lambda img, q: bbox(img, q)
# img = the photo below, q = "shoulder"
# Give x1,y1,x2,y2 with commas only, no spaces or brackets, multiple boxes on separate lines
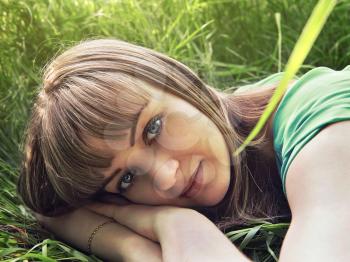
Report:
272,66,350,195
285,120,350,216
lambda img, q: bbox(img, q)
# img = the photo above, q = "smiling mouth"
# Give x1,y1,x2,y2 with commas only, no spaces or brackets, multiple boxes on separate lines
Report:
180,161,202,197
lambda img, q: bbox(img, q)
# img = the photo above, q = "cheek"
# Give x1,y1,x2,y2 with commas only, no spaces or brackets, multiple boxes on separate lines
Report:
203,159,219,188
156,111,203,151
129,182,172,205
206,119,230,167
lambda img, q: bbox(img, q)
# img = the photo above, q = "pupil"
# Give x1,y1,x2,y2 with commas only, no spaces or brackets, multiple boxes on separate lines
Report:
124,174,132,182
150,120,160,133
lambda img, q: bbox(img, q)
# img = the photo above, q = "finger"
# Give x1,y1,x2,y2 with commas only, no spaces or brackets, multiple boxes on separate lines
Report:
31,212,53,230
32,211,40,219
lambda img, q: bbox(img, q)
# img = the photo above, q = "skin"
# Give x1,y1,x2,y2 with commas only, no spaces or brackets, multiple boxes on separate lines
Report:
38,82,350,261
38,82,279,262
87,82,233,208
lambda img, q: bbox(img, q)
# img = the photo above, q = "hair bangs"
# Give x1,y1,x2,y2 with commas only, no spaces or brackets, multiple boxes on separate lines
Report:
40,71,151,204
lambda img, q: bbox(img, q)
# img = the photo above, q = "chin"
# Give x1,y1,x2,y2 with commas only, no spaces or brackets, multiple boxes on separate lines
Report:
204,186,230,206
192,194,224,207
206,197,225,206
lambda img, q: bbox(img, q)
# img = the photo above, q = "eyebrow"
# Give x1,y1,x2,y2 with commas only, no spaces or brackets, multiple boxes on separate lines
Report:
129,103,148,147
100,101,150,191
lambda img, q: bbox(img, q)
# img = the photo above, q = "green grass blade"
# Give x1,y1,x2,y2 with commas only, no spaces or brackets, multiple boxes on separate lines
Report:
2,253,57,262
234,0,337,156
275,12,282,72
239,224,263,250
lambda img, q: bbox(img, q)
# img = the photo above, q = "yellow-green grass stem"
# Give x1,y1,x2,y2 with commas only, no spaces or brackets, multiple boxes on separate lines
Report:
234,0,337,156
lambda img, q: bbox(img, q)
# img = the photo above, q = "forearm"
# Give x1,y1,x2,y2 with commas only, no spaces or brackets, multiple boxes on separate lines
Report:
155,209,251,262
37,208,162,262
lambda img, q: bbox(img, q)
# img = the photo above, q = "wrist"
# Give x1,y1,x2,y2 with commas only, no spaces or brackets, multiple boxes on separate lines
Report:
87,219,114,254
154,208,200,240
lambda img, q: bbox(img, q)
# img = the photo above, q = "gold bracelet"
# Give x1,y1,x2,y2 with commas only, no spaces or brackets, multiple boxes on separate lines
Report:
87,220,114,254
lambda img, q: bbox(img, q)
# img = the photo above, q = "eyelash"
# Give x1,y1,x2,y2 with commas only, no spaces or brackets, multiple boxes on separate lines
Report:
117,113,164,193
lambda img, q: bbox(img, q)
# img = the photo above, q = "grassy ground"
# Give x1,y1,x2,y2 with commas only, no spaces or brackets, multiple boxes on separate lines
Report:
0,0,349,261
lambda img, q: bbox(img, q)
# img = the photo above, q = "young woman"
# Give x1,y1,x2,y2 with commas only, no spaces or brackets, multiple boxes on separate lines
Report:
17,38,350,261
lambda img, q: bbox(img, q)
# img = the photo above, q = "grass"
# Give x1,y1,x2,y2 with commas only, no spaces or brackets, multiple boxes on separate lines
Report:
0,0,349,260
236,0,336,155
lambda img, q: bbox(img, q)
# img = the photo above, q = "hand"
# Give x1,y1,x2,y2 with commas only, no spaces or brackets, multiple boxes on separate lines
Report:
32,211,51,229
85,201,193,243
85,202,251,262
33,211,44,222
32,207,164,262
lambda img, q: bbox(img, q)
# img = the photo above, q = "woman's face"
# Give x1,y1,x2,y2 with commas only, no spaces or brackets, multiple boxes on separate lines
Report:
89,82,232,208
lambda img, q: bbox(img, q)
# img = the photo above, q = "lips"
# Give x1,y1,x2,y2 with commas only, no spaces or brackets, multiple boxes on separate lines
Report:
181,161,202,197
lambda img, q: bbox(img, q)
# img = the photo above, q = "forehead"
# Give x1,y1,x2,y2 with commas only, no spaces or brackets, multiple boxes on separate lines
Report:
86,132,130,157
142,81,171,101
85,81,174,154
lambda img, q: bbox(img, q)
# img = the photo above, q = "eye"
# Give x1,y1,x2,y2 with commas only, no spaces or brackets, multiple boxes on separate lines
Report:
143,113,164,146
118,113,164,194
118,169,136,193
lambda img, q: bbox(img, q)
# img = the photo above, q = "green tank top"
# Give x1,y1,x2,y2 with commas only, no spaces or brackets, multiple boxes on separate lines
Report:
236,66,350,196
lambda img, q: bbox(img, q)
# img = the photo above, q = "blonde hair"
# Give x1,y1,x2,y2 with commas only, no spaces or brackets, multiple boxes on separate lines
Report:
17,38,290,229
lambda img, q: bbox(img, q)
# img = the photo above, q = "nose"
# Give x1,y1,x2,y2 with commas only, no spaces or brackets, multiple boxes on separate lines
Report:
152,159,179,191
